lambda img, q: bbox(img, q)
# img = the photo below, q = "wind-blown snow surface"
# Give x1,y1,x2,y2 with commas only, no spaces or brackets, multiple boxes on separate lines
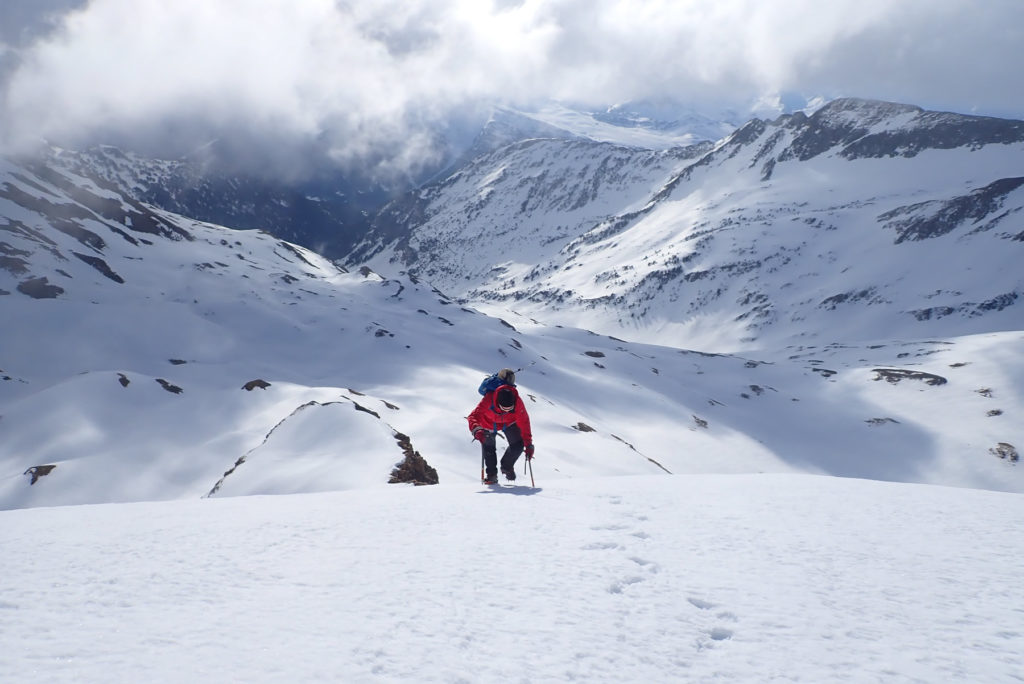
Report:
2,475,1023,682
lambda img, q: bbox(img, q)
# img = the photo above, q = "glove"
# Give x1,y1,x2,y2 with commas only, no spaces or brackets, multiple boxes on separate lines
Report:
525,444,535,460
473,429,487,443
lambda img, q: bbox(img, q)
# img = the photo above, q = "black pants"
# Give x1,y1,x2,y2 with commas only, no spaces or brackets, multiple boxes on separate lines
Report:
481,423,524,478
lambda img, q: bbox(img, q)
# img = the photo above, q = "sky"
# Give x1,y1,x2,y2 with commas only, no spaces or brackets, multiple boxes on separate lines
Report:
1,0,1023,176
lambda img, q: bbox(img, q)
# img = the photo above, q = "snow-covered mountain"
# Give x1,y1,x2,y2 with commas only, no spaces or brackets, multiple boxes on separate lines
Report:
3,97,1024,683
353,98,1024,352
2,136,1022,510
41,144,392,259
33,99,737,262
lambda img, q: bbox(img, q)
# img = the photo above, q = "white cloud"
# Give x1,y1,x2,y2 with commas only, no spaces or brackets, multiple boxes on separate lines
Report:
1,0,1021,170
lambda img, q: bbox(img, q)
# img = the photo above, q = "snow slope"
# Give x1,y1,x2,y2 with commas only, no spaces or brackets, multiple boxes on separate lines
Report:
2,475,1022,682
2,152,1023,512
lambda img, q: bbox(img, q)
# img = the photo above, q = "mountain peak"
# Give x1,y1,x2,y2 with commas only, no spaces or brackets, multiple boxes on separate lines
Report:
812,97,922,124
780,97,1024,161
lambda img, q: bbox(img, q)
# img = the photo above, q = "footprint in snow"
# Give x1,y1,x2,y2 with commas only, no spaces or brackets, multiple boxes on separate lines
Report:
688,597,716,611
629,556,659,574
582,541,622,551
707,627,733,641
608,576,644,594
688,597,738,644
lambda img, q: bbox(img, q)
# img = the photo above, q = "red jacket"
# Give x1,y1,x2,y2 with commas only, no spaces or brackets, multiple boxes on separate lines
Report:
468,384,533,446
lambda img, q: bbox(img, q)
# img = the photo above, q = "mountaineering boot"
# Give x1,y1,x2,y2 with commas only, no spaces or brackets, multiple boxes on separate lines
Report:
484,471,499,485
501,466,516,482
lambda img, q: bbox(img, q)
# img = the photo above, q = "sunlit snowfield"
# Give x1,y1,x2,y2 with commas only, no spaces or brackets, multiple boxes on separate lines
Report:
3,475,1023,682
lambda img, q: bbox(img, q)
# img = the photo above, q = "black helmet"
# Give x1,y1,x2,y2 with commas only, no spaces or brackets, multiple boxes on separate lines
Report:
496,387,516,411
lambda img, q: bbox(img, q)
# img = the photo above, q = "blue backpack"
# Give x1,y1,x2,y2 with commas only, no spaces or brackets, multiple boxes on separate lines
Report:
478,369,516,396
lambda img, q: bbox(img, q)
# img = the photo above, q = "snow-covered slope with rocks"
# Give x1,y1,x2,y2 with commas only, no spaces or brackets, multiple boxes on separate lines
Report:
354,98,1024,352
2,146,1022,511
348,137,714,276
3,99,1024,683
